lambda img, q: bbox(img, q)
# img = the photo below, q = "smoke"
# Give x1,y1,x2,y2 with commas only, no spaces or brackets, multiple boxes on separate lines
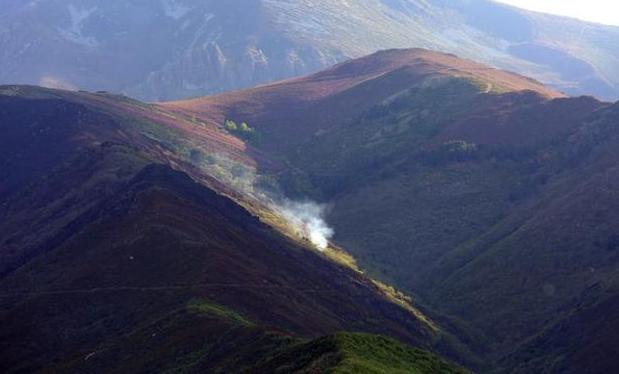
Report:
274,200,334,251
185,150,334,251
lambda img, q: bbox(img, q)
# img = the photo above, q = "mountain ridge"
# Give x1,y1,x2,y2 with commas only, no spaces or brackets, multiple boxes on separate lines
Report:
1,0,618,100
162,48,564,153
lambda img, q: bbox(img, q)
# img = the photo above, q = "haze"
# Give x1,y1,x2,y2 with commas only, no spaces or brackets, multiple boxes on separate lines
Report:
496,0,619,26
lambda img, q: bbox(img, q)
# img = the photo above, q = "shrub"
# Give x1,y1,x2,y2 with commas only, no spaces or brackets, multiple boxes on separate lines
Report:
224,119,238,131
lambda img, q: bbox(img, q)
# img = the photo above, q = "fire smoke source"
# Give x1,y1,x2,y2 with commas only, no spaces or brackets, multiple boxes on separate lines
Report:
276,200,334,251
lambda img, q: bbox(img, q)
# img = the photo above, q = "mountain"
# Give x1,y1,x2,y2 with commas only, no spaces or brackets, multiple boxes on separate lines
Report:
164,48,619,372
163,48,564,151
4,47,619,372
0,86,468,372
1,0,619,101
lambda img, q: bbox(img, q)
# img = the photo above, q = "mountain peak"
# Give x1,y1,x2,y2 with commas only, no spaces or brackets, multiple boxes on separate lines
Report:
315,48,564,99
162,48,564,152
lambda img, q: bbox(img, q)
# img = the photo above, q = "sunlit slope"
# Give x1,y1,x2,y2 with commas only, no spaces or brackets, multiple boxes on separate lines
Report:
251,332,468,374
163,48,562,151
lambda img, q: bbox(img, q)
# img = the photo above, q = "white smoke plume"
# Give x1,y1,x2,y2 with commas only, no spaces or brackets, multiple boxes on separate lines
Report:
274,200,334,251
186,150,333,251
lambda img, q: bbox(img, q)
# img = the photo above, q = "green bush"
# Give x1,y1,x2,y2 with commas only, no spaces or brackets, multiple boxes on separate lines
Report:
224,119,259,142
224,119,238,131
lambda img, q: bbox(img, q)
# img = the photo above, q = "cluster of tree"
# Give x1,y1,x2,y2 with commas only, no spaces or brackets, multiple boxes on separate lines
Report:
224,119,259,142
225,119,254,133
224,119,258,142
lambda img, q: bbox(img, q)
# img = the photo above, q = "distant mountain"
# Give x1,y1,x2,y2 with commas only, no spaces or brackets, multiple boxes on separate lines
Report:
0,85,467,372
1,0,618,100
165,48,619,372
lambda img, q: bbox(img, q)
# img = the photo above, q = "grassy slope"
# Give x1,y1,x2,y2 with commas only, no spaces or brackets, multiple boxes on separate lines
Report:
59,301,466,374
427,102,619,368
162,48,562,154
496,291,619,374
54,298,297,373
251,332,468,374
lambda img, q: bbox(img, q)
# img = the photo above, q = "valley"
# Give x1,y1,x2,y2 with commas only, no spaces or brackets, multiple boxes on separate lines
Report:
163,48,619,372
2,44,619,373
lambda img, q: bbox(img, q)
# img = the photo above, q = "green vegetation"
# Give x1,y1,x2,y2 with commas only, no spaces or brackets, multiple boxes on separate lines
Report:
252,333,468,373
281,77,484,198
224,119,258,142
225,119,238,131
265,71,619,371
333,333,467,374
187,299,254,326
273,77,596,363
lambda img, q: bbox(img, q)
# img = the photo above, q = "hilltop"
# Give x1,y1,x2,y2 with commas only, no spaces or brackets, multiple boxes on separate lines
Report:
163,48,563,151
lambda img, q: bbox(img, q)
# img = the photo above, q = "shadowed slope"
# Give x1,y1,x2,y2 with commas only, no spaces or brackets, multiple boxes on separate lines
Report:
0,162,447,372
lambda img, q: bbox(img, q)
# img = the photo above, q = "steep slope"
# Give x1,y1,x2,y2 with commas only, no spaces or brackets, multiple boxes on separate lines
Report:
423,102,619,370
0,85,468,372
498,290,619,374
0,84,258,277
0,163,440,372
1,0,618,100
287,91,619,372
164,49,619,371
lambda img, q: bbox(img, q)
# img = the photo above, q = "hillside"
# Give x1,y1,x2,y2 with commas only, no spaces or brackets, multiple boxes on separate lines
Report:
163,48,563,151
164,48,619,372
4,46,619,372
251,332,468,373
0,86,468,372
498,290,619,373
1,0,618,100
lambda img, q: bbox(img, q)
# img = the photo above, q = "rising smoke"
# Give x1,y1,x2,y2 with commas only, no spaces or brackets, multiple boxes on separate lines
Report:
274,200,334,251
188,151,334,251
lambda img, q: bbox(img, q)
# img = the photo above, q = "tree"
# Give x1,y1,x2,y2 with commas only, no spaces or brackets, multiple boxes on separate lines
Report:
224,119,237,131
